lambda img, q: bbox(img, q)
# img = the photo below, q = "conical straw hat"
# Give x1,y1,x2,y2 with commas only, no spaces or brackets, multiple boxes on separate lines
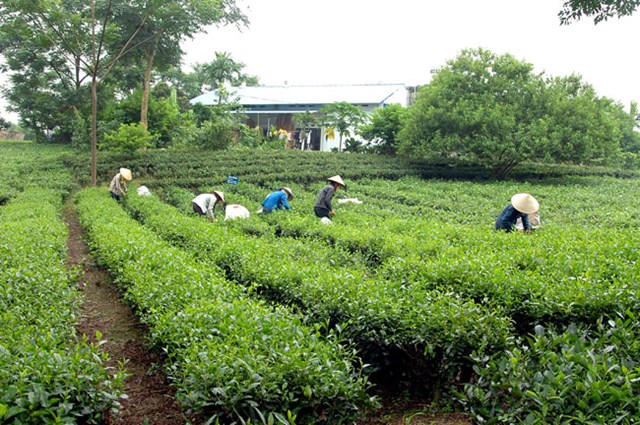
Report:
511,193,539,214
119,168,132,181
279,187,294,200
327,175,346,188
212,190,225,203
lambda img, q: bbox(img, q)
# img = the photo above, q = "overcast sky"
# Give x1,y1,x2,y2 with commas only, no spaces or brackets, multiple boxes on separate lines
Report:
1,0,639,123
181,0,639,107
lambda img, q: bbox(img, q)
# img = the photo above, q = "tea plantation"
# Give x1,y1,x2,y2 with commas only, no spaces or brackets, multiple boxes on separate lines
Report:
2,141,639,424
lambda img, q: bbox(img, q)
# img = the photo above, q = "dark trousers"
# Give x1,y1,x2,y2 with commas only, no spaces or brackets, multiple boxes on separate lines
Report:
495,220,515,232
192,202,205,215
314,207,330,218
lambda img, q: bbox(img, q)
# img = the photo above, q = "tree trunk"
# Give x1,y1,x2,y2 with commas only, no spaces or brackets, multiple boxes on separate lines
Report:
91,74,98,186
140,46,156,130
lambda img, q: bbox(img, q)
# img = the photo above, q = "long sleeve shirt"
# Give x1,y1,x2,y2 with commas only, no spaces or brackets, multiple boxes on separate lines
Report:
261,191,291,212
314,184,335,211
495,204,530,232
192,193,219,219
108,173,128,197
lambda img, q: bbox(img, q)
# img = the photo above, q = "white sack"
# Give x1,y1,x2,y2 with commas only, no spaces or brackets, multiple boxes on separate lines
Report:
337,198,363,204
225,204,250,220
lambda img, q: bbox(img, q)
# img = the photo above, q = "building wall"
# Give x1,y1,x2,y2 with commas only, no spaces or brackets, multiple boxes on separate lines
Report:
0,130,25,141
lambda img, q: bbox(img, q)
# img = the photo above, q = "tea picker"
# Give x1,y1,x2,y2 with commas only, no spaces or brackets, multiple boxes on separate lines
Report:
314,175,346,223
257,187,294,213
495,193,539,233
192,190,225,222
109,167,132,202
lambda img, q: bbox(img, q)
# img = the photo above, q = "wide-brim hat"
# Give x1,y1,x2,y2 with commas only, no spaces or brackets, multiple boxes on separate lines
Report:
327,175,346,188
280,187,294,200
511,193,539,214
120,168,132,181
212,190,225,203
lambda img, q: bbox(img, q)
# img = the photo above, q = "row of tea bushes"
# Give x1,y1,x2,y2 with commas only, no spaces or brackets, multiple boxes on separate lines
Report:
75,188,376,424
374,224,640,330
460,313,640,423
64,147,638,192
0,142,76,204
155,184,375,273
214,177,640,332
124,191,513,394
64,149,434,188
0,189,124,424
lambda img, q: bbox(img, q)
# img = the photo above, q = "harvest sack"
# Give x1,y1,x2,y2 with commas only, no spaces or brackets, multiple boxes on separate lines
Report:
337,198,363,204
136,185,151,196
225,204,250,220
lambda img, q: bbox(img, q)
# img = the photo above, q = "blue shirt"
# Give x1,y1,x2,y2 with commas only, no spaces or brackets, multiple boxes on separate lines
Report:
495,204,530,232
262,191,291,212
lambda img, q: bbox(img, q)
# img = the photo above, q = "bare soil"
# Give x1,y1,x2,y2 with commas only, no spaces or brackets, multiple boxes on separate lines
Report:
65,201,188,425
64,200,470,425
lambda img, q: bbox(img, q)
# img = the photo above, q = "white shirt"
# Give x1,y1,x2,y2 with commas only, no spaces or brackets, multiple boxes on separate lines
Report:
192,193,219,218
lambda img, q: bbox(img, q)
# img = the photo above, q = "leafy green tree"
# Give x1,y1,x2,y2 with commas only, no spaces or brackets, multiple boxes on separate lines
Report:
318,102,367,152
0,0,162,183
398,49,545,176
559,0,639,24
193,51,259,103
0,1,93,142
0,0,247,183
359,104,406,154
532,75,621,164
617,101,640,153
399,49,633,176
109,1,249,129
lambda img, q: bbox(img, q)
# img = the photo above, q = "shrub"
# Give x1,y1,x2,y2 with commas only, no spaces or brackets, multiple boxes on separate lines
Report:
100,122,155,152
195,119,234,150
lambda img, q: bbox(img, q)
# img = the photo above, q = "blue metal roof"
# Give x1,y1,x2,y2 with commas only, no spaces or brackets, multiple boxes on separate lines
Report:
190,83,408,107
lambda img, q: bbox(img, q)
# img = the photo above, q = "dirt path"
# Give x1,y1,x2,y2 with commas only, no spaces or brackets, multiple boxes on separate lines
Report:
64,200,187,425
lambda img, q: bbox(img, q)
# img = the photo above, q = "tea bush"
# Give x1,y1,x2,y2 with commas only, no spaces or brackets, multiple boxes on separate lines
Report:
0,189,124,424
75,188,377,424
459,312,640,424
125,190,513,395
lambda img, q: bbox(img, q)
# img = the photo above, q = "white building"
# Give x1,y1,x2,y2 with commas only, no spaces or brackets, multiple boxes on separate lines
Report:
190,83,414,151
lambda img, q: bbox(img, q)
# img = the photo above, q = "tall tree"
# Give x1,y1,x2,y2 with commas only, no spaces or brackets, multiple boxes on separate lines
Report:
0,1,91,142
559,0,639,24
318,102,367,152
0,0,159,184
399,49,544,176
193,51,259,103
111,0,249,129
